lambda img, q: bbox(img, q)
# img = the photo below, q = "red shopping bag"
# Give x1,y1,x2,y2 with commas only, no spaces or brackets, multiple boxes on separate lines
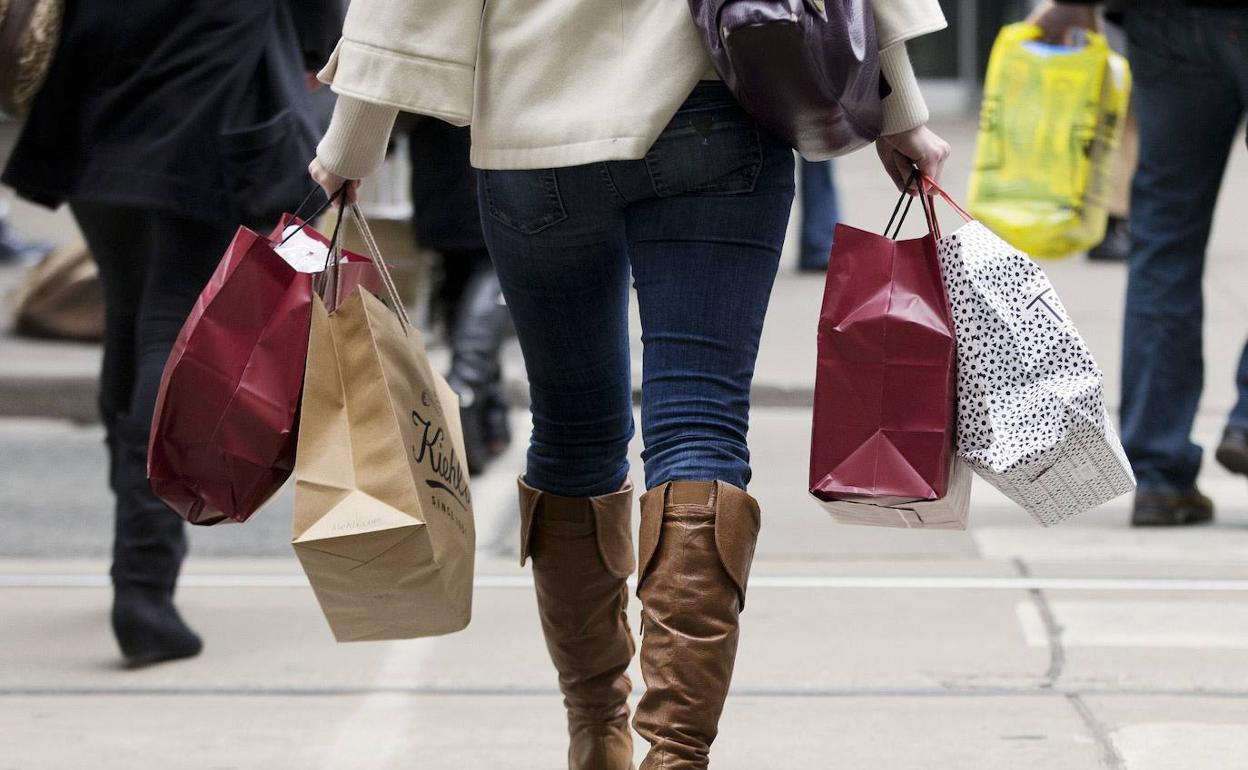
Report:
148,210,381,525
809,188,957,507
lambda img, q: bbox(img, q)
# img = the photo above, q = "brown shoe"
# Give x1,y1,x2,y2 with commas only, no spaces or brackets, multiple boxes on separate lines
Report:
519,478,638,770
1130,488,1214,527
633,481,760,770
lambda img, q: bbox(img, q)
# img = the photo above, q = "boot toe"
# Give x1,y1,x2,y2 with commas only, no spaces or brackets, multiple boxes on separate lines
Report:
112,585,203,667
569,721,636,770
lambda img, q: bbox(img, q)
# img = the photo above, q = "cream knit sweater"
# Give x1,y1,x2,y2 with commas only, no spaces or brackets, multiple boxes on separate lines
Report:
317,0,946,179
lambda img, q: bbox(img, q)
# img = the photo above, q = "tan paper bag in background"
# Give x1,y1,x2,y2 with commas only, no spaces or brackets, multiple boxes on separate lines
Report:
293,210,474,642
10,243,105,341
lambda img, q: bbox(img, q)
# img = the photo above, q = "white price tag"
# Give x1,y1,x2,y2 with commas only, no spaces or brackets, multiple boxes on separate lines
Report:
275,226,331,274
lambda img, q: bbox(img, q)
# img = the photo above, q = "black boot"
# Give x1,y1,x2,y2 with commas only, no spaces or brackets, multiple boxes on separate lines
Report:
111,416,201,667
483,387,513,456
447,264,514,474
1088,216,1130,263
1215,426,1248,477
112,583,203,667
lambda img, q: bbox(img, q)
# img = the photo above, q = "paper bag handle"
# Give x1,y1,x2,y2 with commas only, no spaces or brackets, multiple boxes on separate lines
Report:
884,169,940,239
921,175,975,223
314,187,353,309
346,203,413,332
883,170,974,241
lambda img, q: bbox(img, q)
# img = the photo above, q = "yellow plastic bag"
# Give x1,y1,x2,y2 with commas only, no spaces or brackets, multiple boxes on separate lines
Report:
968,23,1131,259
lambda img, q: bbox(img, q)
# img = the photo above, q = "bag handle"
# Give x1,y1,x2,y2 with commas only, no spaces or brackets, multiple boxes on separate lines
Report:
884,169,940,239
921,174,975,223
347,202,413,332
278,186,342,248
308,189,411,333
883,169,974,240
314,187,352,307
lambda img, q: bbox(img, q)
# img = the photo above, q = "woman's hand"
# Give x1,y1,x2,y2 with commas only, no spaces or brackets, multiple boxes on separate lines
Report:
308,157,361,207
875,125,952,194
1026,1,1100,44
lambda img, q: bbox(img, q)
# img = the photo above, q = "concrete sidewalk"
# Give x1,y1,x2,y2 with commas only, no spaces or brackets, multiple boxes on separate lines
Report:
8,117,1247,421
5,404,1248,768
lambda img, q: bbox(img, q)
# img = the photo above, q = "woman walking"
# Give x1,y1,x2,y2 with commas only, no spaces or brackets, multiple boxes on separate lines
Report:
310,0,950,765
3,0,339,666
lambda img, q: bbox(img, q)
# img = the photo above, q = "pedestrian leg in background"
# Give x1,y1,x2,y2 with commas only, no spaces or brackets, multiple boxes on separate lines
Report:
409,117,513,472
797,158,839,273
1208,9,1248,483
446,250,514,472
70,201,232,666
1119,11,1244,527
1088,15,1136,263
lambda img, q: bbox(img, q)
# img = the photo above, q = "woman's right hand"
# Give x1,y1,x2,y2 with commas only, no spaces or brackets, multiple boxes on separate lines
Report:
875,125,952,194
308,157,362,207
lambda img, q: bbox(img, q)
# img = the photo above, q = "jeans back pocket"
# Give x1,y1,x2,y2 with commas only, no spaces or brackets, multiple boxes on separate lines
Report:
644,103,763,198
482,169,569,235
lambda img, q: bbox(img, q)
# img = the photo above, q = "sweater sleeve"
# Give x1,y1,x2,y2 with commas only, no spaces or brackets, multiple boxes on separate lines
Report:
879,42,929,135
316,96,399,180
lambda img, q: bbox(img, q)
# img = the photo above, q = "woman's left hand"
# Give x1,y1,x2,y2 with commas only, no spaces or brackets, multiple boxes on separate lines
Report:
308,157,361,207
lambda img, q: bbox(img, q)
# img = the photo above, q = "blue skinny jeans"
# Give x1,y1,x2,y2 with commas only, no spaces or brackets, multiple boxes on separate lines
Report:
478,82,795,497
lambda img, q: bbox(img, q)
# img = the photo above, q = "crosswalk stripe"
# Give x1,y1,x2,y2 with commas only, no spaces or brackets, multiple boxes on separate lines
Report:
4,574,1248,591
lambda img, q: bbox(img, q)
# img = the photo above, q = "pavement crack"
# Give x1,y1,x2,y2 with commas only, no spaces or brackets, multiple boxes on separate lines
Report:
1067,693,1126,770
1013,557,1065,688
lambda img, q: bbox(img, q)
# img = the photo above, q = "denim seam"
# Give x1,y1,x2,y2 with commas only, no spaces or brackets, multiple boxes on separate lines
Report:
598,162,627,205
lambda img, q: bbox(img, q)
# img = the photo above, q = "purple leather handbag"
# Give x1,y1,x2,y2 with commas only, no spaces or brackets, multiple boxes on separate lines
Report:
690,0,885,159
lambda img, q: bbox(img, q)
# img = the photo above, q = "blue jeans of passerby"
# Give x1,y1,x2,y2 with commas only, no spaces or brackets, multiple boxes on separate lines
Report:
479,82,795,497
799,159,839,270
1122,9,1248,492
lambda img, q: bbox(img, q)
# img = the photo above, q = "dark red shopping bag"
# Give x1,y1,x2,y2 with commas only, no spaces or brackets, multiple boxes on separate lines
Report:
809,187,957,505
148,209,381,525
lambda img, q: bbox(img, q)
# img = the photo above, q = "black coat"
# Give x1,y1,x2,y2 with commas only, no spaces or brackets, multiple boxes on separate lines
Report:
3,0,342,228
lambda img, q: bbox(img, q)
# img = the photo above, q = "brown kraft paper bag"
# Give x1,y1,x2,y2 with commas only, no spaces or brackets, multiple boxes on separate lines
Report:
293,210,474,642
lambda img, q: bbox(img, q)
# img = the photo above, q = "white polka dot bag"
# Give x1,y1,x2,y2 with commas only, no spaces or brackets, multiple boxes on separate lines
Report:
928,181,1136,525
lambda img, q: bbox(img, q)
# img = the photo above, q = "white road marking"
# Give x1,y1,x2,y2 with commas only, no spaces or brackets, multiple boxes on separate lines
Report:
320,643,432,770
973,526,1248,563
1018,600,1248,649
6,574,1248,591
1112,723,1248,770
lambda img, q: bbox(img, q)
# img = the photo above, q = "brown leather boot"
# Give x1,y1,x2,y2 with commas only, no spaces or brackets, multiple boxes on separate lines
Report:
519,477,638,770
633,480,760,770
